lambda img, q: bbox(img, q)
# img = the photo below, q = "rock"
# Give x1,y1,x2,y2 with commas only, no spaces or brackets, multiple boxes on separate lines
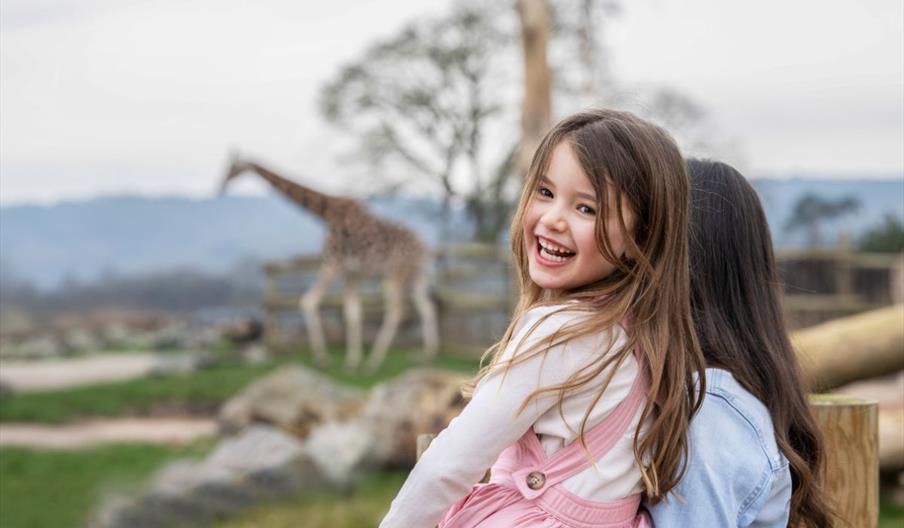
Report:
60,328,101,354
360,368,468,468
241,343,271,365
4,335,63,359
218,365,365,436
100,322,132,348
94,369,472,527
95,426,324,528
148,351,215,377
305,420,377,488
0,304,35,338
221,318,264,345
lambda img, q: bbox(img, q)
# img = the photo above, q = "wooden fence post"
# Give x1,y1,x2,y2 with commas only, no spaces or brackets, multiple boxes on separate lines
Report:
417,433,436,461
810,395,879,528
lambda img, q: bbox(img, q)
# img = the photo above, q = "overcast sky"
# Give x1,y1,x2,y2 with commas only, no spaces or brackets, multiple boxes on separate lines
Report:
1,0,902,206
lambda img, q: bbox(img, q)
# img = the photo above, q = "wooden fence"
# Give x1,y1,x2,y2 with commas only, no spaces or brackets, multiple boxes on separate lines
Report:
261,243,514,353
261,245,903,349
778,249,903,328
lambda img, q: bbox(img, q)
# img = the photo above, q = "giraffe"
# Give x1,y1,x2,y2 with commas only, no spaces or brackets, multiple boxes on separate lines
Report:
219,155,439,372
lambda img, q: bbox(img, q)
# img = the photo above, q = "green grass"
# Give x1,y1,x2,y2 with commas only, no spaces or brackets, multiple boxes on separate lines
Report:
880,495,904,528
215,470,408,528
288,346,481,389
0,441,213,528
0,360,288,424
0,348,481,424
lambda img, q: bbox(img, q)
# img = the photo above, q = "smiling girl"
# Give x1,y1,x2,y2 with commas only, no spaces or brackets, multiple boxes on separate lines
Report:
378,109,706,528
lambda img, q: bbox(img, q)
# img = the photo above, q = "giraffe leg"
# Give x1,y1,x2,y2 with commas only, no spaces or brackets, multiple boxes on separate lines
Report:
364,277,404,373
300,263,337,367
343,278,364,370
412,273,439,362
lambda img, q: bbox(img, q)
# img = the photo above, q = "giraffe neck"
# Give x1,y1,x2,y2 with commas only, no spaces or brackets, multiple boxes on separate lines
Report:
242,162,335,221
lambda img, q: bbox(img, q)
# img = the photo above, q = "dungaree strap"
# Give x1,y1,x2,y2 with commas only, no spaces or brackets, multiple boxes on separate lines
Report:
511,349,649,501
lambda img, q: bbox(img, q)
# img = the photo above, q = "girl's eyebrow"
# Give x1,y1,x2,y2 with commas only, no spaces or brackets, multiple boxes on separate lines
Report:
540,176,597,202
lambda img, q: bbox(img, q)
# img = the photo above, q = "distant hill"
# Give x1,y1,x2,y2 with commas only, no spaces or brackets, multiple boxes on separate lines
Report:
0,194,464,289
752,178,903,247
1,177,901,289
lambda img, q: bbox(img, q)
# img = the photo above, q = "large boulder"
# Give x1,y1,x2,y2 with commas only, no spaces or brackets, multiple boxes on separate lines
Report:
360,368,469,468
95,425,325,528
95,368,472,527
305,420,379,486
218,365,365,436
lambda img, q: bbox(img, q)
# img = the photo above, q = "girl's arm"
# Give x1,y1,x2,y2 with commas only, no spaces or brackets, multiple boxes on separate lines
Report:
378,307,602,528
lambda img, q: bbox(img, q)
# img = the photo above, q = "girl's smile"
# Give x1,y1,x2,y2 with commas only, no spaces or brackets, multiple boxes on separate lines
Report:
536,235,576,265
523,141,635,291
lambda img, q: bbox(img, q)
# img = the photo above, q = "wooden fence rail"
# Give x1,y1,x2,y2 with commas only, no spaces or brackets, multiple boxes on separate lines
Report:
261,246,903,349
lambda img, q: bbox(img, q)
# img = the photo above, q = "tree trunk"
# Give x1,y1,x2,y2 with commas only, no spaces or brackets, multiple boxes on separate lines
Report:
792,304,904,391
517,0,552,181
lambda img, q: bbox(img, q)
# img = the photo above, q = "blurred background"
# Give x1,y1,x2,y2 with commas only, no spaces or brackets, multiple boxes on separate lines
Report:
1,1,902,527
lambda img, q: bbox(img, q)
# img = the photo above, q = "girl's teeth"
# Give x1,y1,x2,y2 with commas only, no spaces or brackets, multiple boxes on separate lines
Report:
541,246,571,262
539,239,573,254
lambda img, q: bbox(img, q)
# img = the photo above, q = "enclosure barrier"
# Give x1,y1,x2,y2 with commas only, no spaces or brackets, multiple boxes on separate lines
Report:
793,304,904,392
810,395,879,528
261,243,515,351
261,247,903,348
415,395,881,527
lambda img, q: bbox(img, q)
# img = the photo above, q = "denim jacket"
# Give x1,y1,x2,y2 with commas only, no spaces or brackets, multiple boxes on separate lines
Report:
646,368,792,527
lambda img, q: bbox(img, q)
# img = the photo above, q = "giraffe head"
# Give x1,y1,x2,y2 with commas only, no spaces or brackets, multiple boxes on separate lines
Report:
219,151,252,194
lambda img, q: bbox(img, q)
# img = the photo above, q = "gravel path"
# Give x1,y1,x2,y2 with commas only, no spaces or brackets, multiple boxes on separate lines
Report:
0,418,218,449
0,353,162,392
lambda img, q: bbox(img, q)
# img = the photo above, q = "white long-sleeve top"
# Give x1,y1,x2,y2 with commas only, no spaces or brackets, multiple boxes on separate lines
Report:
379,304,646,528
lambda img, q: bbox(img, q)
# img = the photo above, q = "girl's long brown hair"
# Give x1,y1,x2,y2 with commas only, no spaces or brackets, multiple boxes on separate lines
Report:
464,109,706,502
687,159,833,527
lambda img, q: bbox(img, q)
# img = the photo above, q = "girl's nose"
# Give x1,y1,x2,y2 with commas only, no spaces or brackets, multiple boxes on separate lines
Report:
540,205,567,232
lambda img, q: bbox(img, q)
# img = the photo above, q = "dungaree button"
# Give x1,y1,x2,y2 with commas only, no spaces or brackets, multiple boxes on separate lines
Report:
526,471,546,490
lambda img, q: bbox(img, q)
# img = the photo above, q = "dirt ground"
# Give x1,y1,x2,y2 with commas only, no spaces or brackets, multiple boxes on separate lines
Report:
0,417,218,449
0,353,160,392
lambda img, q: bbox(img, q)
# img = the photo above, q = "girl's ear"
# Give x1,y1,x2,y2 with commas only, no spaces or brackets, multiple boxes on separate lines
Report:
622,217,640,261
622,240,638,262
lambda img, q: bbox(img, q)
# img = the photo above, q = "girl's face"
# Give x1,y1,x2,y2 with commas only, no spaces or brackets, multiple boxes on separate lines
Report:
522,141,635,292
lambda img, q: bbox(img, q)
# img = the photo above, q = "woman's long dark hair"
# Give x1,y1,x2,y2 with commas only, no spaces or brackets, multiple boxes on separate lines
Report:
687,159,832,527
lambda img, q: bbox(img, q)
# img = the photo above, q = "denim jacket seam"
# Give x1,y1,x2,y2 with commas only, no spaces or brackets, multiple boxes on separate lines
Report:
737,463,772,525
706,385,784,472
704,389,773,523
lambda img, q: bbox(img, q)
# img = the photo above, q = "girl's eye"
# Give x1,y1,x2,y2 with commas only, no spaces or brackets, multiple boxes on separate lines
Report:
577,204,596,215
537,187,553,198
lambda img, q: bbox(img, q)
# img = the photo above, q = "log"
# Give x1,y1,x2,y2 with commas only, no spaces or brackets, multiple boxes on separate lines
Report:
809,395,879,528
792,304,904,391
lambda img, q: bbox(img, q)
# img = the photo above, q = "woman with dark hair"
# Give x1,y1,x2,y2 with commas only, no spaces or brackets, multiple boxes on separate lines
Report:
647,159,833,527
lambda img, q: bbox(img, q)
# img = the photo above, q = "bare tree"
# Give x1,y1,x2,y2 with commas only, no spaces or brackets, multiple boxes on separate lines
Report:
320,5,520,242
320,1,717,242
785,193,861,247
